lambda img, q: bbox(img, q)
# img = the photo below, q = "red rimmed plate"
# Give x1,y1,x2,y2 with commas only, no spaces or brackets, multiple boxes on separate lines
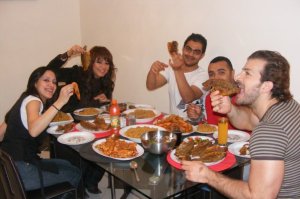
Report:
167,151,236,172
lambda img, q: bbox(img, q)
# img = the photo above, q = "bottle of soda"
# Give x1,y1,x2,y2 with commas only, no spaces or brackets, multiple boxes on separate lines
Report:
109,99,120,134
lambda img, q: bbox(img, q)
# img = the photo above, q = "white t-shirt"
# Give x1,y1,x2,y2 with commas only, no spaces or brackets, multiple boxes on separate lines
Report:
160,66,208,117
20,95,43,129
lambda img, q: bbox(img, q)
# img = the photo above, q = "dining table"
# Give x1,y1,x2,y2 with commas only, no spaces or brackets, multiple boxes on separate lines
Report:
49,106,250,199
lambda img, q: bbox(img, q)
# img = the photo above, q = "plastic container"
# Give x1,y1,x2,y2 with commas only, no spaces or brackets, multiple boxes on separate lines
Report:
109,99,120,134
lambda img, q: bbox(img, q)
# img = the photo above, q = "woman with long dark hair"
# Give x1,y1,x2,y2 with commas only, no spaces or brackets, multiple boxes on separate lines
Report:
0,67,81,196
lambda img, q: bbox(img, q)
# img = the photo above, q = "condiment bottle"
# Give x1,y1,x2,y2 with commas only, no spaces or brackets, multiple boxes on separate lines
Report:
109,99,120,134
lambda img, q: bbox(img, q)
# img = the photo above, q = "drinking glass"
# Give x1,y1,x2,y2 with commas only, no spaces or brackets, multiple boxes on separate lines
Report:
218,117,228,146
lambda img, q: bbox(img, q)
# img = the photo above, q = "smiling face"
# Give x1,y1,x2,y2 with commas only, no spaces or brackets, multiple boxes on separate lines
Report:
34,70,57,102
92,57,110,78
208,60,235,82
182,40,205,67
235,59,266,106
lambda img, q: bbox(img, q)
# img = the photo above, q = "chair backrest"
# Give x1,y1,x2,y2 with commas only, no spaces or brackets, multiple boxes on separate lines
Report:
0,149,27,199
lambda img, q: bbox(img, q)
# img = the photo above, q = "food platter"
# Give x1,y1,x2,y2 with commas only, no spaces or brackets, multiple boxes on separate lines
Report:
228,142,250,158
213,130,250,143
119,124,166,143
47,125,65,135
49,113,74,127
194,124,218,135
92,138,144,160
169,149,225,166
57,131,95,145
73,108,102,120
75,122,110,134
183,135,215,144
122,108,161,123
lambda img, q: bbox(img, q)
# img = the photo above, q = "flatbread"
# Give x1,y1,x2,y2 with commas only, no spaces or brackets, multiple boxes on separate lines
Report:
72,82,80,100
202,79,240,96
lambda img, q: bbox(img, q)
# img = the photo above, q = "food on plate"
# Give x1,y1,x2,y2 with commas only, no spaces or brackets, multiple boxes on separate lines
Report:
239,143,250,155
77,108,99,116
67,136,86,144
81,45,91,71
175,137,226,163
95,137,137,158
56,122,75,133
202,79,240,96
128,109,156,119
125,126,158,139
167,41,178,55
52,111,71,122
197,123,217,132
72,82,81,100
155,114,193,133
80,117,110,131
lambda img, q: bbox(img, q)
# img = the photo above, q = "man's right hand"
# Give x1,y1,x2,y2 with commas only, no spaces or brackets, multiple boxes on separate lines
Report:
150,61,168,75
187,103,202,120
210,90,232,114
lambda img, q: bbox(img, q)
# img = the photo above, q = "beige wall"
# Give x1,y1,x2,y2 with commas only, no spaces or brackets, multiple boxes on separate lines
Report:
1,0,300,122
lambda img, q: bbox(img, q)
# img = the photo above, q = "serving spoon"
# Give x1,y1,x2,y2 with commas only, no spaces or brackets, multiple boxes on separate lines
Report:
130,161,140,182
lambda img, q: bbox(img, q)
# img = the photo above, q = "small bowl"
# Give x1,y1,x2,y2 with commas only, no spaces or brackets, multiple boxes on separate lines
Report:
141,130,177,155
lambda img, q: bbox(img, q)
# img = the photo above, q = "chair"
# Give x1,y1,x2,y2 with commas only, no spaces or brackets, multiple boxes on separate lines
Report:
0,149,77,199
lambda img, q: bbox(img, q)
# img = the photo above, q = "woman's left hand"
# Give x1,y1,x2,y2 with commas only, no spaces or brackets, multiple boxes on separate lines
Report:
94,93,110,103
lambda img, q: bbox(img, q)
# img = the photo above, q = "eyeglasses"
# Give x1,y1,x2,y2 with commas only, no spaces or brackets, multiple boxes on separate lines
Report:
184,45,202,56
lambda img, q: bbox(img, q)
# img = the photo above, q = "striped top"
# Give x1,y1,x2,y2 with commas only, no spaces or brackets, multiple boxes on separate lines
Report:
250,99,300,198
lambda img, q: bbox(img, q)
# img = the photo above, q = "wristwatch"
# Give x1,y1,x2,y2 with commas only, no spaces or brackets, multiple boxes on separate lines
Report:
60,52,69,61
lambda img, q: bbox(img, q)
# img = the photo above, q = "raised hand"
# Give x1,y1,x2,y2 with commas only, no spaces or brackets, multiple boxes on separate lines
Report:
67,45,86,57
150,61,168,75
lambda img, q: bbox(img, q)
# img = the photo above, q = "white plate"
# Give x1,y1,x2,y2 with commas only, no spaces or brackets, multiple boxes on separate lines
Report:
73,107,102,117
75,122,110,134
49,113,74,127
47,125,64,135
228,142,250,158
122,108,161,123
128,103,154,109
57,131,95,145
92,138,144,160
119,124,166,143
194,124,218,135
170,149,225,166
183,135,215,144
213,130,250,143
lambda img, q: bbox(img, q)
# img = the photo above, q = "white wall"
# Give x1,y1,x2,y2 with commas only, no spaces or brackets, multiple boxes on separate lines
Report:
0,0,81,121
80,0,300,114
1,0,300,122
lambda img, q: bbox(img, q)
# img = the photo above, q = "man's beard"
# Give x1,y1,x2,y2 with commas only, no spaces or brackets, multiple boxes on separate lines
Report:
236,83,261,106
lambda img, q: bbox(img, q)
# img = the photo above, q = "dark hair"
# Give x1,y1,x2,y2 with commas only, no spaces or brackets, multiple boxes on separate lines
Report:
81,46,116,106
183,33,207,54
248,50,293,102
5,66,57,123
210,56,233,70
25,66,57,97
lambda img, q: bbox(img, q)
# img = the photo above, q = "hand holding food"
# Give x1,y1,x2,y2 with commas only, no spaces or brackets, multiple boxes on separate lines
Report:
67,45,85,57
72,82,80,100
210,91,232,114
187,104,202,120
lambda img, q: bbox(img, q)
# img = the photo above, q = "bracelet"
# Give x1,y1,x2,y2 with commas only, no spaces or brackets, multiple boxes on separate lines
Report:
52,104,60,111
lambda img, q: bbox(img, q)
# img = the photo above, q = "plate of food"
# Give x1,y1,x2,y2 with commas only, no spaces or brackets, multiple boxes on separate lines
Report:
213,130,250,143
49,112,74,126
122,108,161,123
183,135,215,144
57,131,95,145
73,107,102,120
119,124,166,143
170,142,226,166
100,102,127,113
75,117,110,133
195,123,218,135
127,103,154,109
155,114,194,135
228,142,250,158
92,138,144,160
47,123,75,135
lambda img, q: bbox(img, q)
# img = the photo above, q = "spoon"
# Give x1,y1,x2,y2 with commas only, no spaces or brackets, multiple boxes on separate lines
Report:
130,161,140,182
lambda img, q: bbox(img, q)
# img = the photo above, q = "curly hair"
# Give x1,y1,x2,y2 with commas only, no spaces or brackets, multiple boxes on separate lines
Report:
80,46,116,106
248,50,293,102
